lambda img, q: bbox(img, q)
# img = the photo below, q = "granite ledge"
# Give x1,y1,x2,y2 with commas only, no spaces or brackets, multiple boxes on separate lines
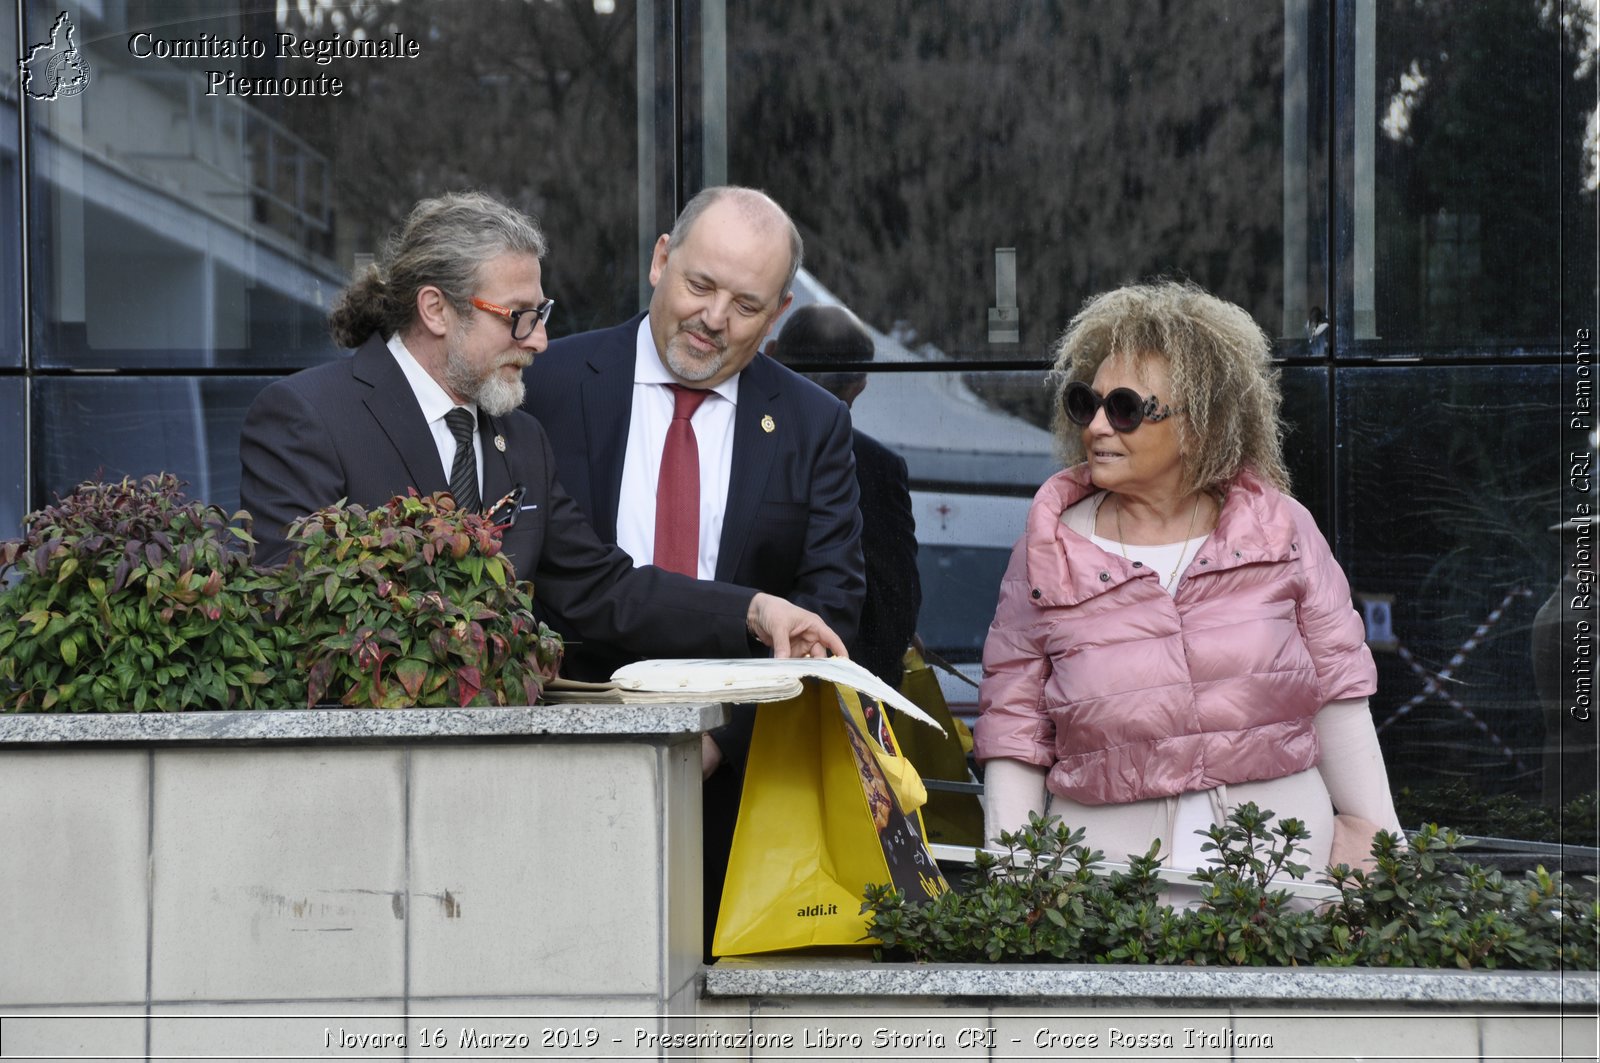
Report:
704,957,1599,1008
0,702,726,745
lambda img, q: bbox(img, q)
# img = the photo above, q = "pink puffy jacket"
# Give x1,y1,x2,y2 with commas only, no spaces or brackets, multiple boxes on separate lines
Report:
973,465,1376,806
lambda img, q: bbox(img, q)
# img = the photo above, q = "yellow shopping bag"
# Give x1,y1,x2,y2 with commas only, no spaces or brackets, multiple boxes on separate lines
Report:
893,649,985,846
712,679,948,956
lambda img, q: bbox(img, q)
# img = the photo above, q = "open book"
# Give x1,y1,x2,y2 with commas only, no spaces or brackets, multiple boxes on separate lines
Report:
543,656,944,733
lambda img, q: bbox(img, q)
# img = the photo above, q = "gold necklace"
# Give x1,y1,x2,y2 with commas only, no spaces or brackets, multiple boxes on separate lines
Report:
1114,493,1203,589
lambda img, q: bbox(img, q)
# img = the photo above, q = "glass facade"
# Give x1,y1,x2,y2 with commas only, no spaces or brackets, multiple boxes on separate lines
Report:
0,2,18,369
0,378,21,540
1337,365,1568,792
2,0,19,535
705,0,1328,361
4,0,1595,815
30,375,270,513
1342,0,1595,354
23,0,645,371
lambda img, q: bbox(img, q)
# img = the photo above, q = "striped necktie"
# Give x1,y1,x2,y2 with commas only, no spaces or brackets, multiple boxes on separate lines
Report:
445,407,481,513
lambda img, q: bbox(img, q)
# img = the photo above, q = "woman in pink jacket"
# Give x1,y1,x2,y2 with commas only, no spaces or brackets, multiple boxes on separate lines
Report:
974,281,1402,885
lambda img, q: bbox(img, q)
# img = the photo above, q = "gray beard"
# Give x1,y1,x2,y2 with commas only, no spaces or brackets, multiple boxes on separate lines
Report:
473,371,526,417
663,336,727,384
445,347,526,417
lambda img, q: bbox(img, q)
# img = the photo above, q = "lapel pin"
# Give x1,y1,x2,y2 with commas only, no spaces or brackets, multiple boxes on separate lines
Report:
493,434,507,452
761,414,775,434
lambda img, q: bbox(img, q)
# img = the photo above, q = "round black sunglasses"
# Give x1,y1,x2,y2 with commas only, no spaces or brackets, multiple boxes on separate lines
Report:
1061,381,1181,432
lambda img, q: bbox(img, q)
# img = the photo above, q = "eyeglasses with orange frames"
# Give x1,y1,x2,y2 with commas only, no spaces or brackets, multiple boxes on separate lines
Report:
471,297,555,340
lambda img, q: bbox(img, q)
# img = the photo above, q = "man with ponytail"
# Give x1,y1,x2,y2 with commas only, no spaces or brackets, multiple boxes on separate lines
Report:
240,191,845,662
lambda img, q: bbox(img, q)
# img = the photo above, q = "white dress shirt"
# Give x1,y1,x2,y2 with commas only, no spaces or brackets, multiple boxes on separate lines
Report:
387,333,481,495
616,317,738,579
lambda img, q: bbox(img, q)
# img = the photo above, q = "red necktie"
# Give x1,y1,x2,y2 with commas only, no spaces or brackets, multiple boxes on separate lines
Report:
654,384,711,577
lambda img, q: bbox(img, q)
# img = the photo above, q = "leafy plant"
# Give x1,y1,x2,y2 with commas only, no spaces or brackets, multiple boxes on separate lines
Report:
866,817,1114,962
864,816,1190,965
1323,825,1597,970
1185,806,1328,966
260,490,562,708
863,803,1598,970
0,475,286,712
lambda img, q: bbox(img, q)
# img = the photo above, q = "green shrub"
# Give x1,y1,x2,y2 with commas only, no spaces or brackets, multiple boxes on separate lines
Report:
260,490,563,708
1183,807,1329,965
0,479,565,712
863,803,1598,970
1323,825,1596,970
0,475,287,712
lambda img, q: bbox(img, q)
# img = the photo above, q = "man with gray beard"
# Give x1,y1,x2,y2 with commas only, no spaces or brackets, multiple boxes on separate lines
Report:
240,191,846,663
523,186,864,679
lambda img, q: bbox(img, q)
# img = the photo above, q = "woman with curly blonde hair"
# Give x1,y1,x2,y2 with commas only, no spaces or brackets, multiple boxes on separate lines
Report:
975,281,1400,889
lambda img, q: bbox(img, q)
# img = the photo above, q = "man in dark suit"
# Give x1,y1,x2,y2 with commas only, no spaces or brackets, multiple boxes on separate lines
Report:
768,305,922,691
522,187,865,953
240,191,845,663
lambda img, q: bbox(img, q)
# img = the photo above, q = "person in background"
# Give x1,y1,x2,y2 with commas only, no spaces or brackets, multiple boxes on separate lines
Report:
239,191,845,664
975,280,1402,886
768,304,922,691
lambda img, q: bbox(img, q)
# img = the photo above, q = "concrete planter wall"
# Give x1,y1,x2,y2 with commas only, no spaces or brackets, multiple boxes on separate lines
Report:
703,958,1598,1061
0,705,719,1060
3,706,1595,1061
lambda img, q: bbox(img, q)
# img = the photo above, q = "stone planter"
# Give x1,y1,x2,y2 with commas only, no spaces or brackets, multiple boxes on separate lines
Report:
3,706,1596,1060
702,957,1598,1061
0,704,719,1060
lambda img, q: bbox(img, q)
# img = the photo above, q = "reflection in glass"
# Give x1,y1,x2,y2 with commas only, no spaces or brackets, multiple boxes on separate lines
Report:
0,3,14,105
0,379,22,537
1,2,18,367
852,370,1057,494
918,540,1015,661
1336,366,1566,800
24,0,642,369
847,370,1051,685
1280,365,1331,533
714,0,1321,363
1356,1,1596,350
32,377,275,516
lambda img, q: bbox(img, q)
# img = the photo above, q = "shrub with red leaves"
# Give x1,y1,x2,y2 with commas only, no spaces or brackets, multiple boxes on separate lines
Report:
0,474,281,711
262,490,563,708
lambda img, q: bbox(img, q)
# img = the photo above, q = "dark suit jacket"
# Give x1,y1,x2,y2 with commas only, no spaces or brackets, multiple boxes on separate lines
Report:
852,429,922,689
523,313,867,686
525,315,865,959
238,333,755,658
